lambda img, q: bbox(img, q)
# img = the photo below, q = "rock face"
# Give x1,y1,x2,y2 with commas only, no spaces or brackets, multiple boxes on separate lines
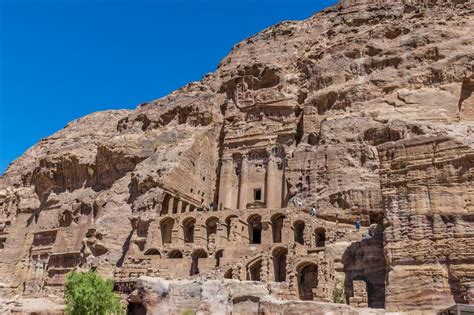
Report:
131,277,385,315
0,0,473,313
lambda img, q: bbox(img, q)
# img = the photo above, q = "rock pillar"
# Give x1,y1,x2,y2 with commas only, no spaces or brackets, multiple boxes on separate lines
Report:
154,221,163,245
266,155,281,209
227,217,239,243
177,219,184,244
218,158,234,211
261,220,272,245
281,161,287,207
171,224,179,243
238,156,249,210
216,222,227,246
176,199,183,213
195,219,207,245
281,217,292,243
168,196,175,214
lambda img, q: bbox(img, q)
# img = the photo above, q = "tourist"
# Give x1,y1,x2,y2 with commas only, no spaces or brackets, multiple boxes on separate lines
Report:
295,198,303,208
310,205,317,217
291,197,303,208
355,217,361,231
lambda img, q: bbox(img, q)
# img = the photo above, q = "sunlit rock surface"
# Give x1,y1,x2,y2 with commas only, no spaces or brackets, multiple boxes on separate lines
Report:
0,0,472,313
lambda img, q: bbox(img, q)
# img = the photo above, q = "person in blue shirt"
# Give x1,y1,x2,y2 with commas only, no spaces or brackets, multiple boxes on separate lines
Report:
355,217,361,231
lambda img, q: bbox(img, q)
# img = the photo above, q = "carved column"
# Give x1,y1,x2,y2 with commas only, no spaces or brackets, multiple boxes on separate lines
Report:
303,219,311,246
268,256,276,283
176,199,183,214
227,216,238,242
261,220,272,245
215,221,227,246
266,155,281,209
281,217,292,243
261,257,271,282
177,219,184,244
194,218,207,245
154,221,163,246
218,158,234,211
281,159,287,207
238,156,249,210
171,221,179,244
168,195,175,214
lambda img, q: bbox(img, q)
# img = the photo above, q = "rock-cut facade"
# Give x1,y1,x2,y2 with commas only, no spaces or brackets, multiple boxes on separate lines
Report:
0,0,473,313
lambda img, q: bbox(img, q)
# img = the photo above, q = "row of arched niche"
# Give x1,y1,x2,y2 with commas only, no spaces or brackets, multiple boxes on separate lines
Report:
142,245,320,301
156,213,327,247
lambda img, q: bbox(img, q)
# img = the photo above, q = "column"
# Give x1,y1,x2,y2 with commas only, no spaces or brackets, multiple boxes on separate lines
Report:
238,156,249,210
304,221,311,246
261,221,272,245
168,195,175,214
281,217,292,243
215,222,227,245
170,218,179,244
177,219,184,244
194,218,207,245
153,221,163,246
261,257,271,282
281,163,287,208
176,199,183,213
266,155,281,209
227,217,238,242
218,158,234,210
184,204,191,213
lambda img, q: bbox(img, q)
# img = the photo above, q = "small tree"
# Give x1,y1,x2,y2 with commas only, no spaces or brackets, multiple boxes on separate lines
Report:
64,270,124,315
333,286,346,304
182,308,195,315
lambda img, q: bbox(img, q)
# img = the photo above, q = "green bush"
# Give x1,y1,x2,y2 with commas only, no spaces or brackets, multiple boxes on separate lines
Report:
64,270,124,315
182,308,195,315
333,287,346,304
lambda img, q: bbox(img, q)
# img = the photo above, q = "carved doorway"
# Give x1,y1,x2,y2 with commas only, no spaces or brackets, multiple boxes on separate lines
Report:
297,262,318,301
273,247,287,282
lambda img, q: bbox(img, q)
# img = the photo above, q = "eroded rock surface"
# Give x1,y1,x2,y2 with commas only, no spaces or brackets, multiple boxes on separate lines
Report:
131,277,385,315
0,0,473,313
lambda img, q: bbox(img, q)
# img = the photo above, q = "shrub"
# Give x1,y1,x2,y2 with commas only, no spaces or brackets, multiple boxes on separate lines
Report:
182,308,195,315
64,270,124,315
333,287,346,304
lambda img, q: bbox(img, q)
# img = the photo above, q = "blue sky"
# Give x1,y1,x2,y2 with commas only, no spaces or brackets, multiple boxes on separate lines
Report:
0,0,337,174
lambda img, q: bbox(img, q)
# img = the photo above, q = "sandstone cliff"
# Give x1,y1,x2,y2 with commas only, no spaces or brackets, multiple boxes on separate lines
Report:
0,0,473,313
